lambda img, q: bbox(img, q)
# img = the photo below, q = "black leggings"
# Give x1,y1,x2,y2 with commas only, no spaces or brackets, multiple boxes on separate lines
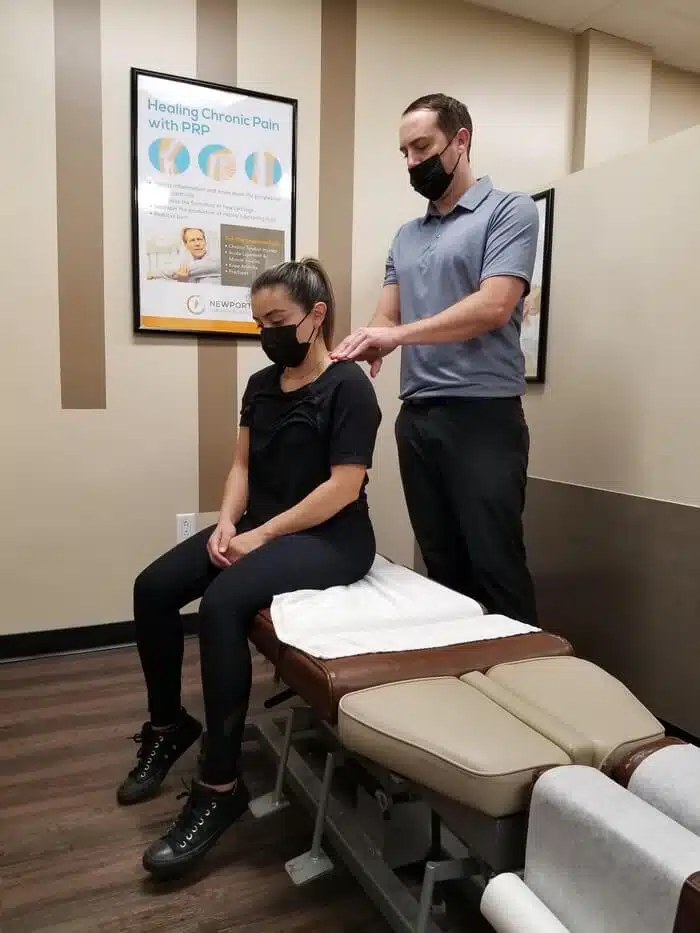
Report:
134,510,375,784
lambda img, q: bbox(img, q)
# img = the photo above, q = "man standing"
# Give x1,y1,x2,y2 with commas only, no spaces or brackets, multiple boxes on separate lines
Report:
332,93,539,624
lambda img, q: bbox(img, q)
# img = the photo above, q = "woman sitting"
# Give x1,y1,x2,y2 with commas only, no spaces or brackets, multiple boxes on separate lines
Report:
117,257,382,879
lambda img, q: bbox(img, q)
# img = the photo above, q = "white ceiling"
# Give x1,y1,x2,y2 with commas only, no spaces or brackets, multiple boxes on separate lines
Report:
468,0,700,74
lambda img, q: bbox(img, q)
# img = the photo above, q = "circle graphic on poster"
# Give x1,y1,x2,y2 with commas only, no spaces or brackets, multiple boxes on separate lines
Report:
148,138,190,175
198,144,236,180
186,295,205,315
245,152,283,187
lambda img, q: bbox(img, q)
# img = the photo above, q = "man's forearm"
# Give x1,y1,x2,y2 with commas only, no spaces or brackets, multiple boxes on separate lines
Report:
371,306,398,327
398,287,513,346
220,462,249,525
370,283,401,329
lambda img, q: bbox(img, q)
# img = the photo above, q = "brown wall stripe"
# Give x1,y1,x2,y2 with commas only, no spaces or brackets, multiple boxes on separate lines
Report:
196,0,239,513
54,0,106,410
319,0,357,346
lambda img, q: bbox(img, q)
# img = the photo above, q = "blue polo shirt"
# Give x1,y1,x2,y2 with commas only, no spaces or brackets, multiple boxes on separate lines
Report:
384,176,539,400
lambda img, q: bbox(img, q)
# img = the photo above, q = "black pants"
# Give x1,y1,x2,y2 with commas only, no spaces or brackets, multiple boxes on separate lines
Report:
134,510,375,784
395,397,537,625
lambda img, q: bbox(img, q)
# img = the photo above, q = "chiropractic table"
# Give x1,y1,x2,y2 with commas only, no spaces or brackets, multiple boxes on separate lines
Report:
238,557,700,933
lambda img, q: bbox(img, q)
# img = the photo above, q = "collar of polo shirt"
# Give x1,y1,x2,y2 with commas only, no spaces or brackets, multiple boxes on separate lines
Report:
423,175,494,222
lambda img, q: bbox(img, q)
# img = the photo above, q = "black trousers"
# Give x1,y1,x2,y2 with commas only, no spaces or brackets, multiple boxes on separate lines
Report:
395,397,537,625
133,510,375,784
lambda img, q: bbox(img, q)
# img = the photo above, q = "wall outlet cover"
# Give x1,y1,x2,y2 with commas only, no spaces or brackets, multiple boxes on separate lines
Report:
176,513,196,543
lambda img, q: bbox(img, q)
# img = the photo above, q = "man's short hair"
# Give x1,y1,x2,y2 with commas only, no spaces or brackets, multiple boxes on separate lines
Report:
182,227,206,244
402,93,473,156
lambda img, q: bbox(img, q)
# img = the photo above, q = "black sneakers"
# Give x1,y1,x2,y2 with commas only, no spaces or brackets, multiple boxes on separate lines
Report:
116,710,202,806
142,778,250,879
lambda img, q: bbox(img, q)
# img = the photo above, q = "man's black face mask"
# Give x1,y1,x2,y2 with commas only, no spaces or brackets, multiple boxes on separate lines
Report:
408,135,462,202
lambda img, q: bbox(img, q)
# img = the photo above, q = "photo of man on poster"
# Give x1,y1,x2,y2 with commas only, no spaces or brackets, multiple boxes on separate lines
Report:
147,226,222,284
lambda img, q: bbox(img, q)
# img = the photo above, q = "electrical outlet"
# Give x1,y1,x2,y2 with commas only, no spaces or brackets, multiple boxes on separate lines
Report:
176,513,196,543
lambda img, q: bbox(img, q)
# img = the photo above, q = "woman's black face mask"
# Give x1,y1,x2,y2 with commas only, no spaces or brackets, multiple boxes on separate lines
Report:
260,312,313,368
408,135,462,202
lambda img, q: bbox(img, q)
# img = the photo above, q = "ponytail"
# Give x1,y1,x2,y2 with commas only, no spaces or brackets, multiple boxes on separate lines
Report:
299,257,335,346
250,256,336,346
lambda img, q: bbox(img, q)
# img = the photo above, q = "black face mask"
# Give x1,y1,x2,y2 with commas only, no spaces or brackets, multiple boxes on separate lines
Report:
409,137,462,202
260,313,314,368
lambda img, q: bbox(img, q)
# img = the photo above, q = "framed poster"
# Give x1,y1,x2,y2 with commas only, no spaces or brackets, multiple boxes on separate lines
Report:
130,68,297,338
522,187,554,383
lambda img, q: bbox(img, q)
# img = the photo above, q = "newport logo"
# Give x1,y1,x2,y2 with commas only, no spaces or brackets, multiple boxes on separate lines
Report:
185,295,204,315
209,299,251,311
185,295,251,315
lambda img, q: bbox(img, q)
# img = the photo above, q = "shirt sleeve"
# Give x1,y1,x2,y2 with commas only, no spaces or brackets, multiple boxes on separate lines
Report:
480,193,539,296
329,369,382,469
239,374,255,427
383,236,399,286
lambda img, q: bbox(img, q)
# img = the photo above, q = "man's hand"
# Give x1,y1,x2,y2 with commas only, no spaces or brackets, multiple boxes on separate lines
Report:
207,518,237,569
172,264,191,280
226,526,269,562
330,326,400,378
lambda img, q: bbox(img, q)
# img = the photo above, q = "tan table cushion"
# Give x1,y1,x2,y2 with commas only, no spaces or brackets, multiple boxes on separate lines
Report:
338,677,571,818
486,656,663,769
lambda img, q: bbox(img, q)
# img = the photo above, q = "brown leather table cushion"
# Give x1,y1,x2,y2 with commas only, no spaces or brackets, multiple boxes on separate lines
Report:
250,611,573,723
610,736,686,786
676,872,700,933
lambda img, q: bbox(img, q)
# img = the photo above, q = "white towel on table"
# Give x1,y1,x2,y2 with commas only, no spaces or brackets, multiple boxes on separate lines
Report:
526,766,700,933
269,555,539,659
629,742,700,836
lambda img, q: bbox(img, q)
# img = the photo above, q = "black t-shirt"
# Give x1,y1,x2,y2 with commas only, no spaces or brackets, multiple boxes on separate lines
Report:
239,360,382,526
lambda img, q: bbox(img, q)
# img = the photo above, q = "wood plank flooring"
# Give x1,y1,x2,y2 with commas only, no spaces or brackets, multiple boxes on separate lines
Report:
0,640,392,933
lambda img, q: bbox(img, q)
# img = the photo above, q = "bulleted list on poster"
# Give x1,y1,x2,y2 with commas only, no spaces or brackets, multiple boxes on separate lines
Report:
131,69,296,336
221,226,285,288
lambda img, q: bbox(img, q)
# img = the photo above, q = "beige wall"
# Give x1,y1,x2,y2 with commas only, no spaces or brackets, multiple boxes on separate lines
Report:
650,62,700,142
2,0,201,635
573,30,652,171
524,123,700,504
1,0,700,638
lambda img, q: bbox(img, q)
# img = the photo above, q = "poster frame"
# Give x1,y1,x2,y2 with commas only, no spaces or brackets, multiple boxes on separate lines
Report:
524,187,554,384
130,67,298,340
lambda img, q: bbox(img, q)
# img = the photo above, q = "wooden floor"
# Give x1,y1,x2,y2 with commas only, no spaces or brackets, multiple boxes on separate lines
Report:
0,640,393,933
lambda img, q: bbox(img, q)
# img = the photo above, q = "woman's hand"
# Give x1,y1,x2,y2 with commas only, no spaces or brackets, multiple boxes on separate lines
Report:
225,527,270,562
207,518,237,569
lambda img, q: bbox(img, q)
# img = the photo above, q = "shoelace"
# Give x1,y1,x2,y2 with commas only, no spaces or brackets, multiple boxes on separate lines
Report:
128,728,167,779
167,780,218,849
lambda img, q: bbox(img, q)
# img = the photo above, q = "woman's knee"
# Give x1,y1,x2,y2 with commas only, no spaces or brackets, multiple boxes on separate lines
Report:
133,559,171,614
197,589,251,690
198,575,255,647
134,532,212,615
198,585,234,639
